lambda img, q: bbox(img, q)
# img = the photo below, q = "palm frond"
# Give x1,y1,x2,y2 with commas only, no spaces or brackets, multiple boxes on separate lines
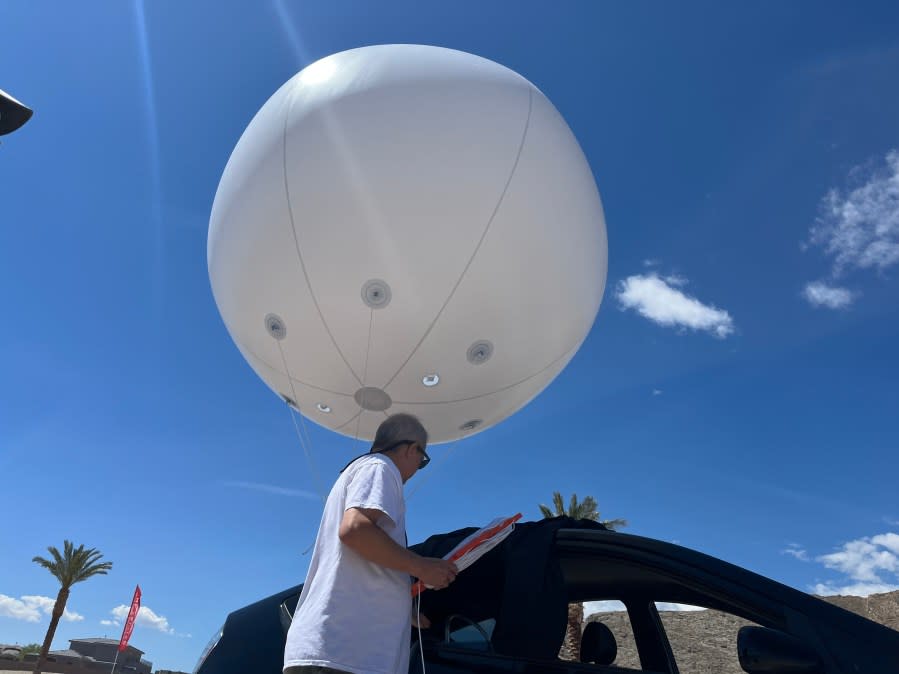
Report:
31,555,56,573
76,561,113,582
33,541,112,589
539,492,624,526
600,518,628,530
552,492,565,516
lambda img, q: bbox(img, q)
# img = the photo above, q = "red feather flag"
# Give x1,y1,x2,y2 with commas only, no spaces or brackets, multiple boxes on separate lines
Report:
118,585,141,652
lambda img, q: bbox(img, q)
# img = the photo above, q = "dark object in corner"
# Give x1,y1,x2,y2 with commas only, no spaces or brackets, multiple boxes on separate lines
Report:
0,89,33,136
738,625,823,673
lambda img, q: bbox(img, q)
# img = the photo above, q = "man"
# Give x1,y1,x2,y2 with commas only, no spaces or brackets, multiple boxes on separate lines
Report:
284,413,458,674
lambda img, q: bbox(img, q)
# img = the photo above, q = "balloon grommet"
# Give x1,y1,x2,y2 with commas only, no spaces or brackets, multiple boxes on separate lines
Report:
354,386,392,411
467,340,493,365
459,419,483,432
265,314,287,340
281,394,300,411
361,280,391,309
422,374,440,387
316,403,332,413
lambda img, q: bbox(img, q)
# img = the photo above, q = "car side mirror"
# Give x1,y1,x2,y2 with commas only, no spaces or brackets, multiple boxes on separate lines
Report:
0,89,33,136
738,626,822,673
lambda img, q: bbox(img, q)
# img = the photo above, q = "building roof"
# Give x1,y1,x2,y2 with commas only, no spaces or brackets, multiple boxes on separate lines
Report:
71,638,117,644
69,638,144,655
48,649,95,660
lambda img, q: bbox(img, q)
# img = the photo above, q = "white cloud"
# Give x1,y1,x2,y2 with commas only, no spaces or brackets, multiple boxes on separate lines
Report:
871,533,899,554
818,538,899,582
802,281,855,309
0,595,41,622
812,581,899,597
222,480,319,499
110,604,175,635
21,595,57,614
652,389,663,396
616,273,735,338
808,532,899,597
808,149,899,275
783,544,810,562
100,619,117,626
0,595,83,622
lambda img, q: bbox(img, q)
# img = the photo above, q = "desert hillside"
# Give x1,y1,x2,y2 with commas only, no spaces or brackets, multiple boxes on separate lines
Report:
583,590,899,673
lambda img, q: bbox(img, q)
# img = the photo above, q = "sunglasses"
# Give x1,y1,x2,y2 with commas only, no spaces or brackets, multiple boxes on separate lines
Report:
382,440,430,469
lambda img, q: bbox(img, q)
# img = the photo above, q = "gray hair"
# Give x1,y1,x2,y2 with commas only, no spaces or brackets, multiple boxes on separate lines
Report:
370,413,428,452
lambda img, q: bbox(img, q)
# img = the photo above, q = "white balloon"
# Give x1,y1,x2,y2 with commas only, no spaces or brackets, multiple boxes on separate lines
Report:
208,45,607,444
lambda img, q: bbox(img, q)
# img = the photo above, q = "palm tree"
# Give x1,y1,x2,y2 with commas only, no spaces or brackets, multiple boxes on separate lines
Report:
538,491,627,530
539,492,627,661
31,541,112,674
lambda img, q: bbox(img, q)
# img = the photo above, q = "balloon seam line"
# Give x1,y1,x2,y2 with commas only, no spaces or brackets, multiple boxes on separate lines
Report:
281,86,364,388
335,409,363,432
352,308,375,448
392,336,578,406
233,337,354,397
379,85,535,391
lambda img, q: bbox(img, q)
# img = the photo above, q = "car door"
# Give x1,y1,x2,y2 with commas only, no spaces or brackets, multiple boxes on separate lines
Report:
557,529,899,674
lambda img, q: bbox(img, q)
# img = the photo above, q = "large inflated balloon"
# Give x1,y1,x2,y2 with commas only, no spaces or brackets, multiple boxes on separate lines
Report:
209,45,607,443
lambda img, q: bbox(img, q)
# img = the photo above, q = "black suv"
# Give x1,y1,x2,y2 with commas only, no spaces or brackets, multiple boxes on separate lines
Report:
194,519,899,674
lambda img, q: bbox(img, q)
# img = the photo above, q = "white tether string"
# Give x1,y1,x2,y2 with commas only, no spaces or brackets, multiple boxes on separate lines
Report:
276,340,326,505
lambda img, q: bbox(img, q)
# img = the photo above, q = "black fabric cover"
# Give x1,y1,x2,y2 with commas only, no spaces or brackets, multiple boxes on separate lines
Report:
410,516,607,660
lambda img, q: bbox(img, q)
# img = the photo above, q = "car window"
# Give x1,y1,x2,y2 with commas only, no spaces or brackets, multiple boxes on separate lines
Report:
654,602,760,674
448,617,495,650
582,600,641,668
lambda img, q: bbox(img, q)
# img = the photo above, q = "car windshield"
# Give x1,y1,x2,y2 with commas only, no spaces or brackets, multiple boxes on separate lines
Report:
193,624,224,674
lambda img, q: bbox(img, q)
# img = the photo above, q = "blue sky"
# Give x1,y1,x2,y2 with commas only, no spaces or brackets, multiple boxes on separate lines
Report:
2,2,898,671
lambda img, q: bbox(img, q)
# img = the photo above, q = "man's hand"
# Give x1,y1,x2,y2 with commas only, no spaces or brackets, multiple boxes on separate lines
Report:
415,557,458,590
411,611,431,629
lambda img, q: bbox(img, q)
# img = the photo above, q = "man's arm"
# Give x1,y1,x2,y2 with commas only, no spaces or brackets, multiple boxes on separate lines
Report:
339,507,457,589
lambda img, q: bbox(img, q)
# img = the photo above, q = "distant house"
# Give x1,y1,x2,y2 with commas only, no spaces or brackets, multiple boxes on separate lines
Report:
0,644,24,660
19,638,152,674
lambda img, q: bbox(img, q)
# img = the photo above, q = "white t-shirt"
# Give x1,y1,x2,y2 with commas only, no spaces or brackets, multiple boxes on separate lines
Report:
284,454,411,674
